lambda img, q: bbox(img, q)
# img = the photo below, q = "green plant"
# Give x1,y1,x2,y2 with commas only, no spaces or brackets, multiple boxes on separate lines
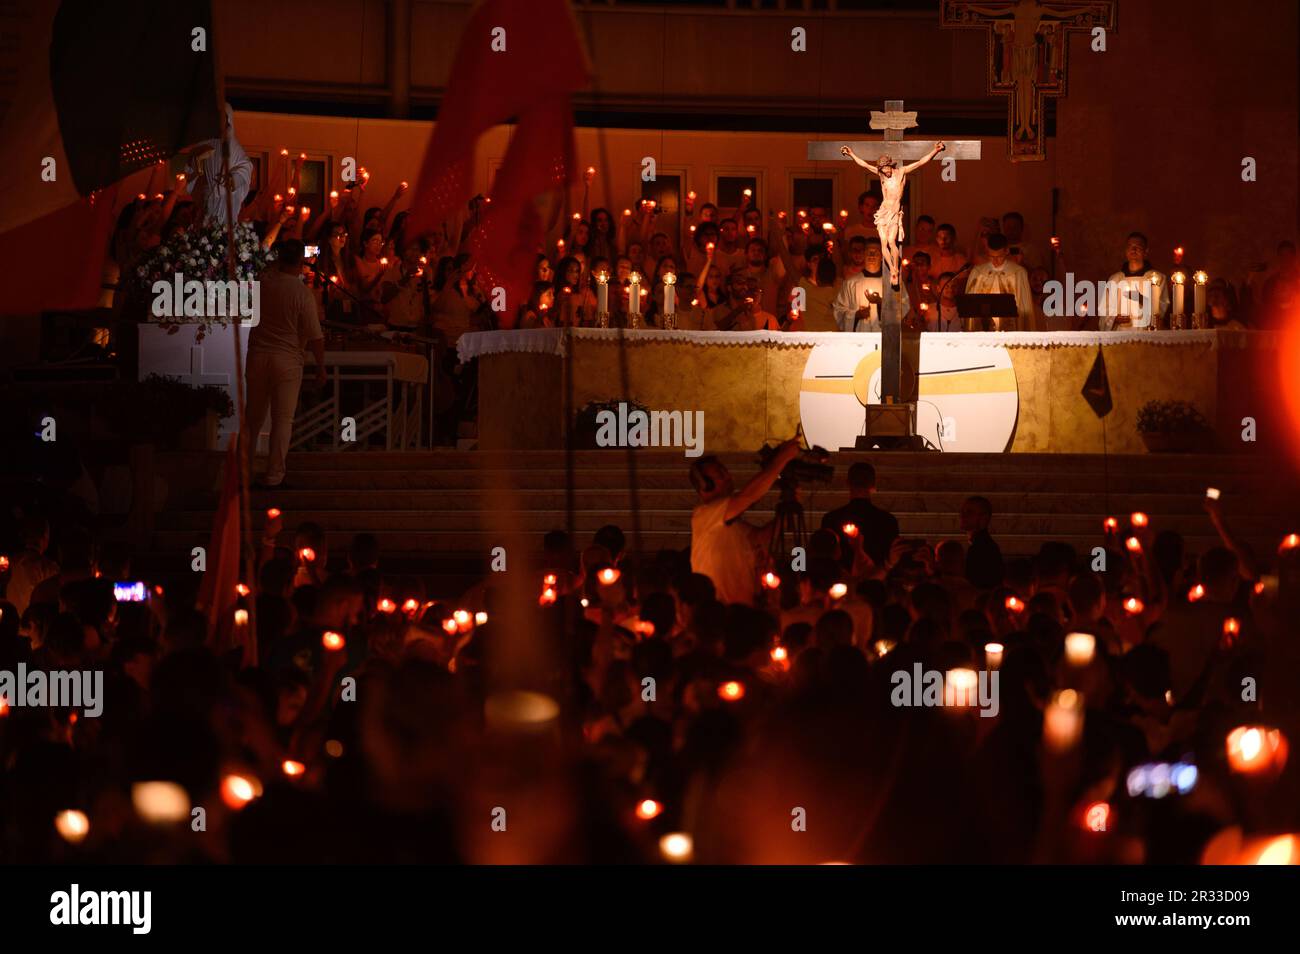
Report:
100,375,233,447
1136,400,1210,435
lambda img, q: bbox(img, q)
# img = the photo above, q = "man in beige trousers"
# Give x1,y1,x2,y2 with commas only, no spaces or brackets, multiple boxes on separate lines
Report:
246,239,325,490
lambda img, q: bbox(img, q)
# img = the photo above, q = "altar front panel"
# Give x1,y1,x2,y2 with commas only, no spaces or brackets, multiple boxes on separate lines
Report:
462,330,1275,454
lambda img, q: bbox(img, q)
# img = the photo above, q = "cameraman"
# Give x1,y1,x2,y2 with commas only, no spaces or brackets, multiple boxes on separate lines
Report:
688,438,801,606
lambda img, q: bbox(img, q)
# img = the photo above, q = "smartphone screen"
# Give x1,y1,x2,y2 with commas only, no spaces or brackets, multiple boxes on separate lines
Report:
113,581,148,602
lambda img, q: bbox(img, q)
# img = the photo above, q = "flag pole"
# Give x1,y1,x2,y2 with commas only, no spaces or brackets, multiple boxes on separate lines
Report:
222,111,258,668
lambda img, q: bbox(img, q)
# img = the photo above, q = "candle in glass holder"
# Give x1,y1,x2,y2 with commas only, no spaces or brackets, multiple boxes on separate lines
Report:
1044,689,1084,752
984,641,1004,669
1064,632,1096,667
944,668,978,707
1193,271,1208,315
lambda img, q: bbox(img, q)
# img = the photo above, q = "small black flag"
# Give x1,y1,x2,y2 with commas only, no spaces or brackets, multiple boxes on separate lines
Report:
1081,347,1113,418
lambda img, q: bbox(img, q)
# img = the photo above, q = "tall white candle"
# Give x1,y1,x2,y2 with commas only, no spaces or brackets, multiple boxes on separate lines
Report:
1193,271,1208,315
628,273,641,316
596,272,609,314
1171,272,1186,316
663,273,676,316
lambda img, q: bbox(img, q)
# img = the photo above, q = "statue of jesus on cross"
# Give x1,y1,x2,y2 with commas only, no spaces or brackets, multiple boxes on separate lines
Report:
839,140,945,290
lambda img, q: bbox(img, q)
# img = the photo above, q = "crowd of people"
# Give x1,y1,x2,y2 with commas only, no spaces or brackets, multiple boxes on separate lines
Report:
3,448,1297,864
105,166,1299,345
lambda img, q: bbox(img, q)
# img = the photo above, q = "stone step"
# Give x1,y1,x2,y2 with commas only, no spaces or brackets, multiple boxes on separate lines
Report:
148,528,1233,559
221,470,1286,496
160,449,1280,475
158,504,1292,537
191,488,1296,517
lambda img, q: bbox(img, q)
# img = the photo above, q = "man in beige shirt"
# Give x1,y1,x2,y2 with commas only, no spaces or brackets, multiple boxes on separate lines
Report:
245,240,325,490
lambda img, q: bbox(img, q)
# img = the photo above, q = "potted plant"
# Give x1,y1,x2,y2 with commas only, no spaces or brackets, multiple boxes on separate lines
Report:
1136,400,1212,453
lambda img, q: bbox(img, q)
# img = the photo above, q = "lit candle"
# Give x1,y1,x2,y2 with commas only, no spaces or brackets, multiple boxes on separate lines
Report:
742,188,752,198
1125,536,1142,553
1171,271,1186,317
663,272,676,316
298,547,316,564
235,582,250,597
1004,595,1025,614
598,567,620,586
944,668,978,707
659,832,693,863
1104,516,1119,532
761,571,780,590
55,809,90,844
1173,245,1185,265
718,680,745,702
841,523,859,538
1225,725,1288,775
234,608,249,628
829,583,848,600
1279,533,1299,553
1044,689,1084,752
281,759,306,777
322,631,346,651
596,271,609,314
454,609,472,629
132,781,190,824
1188,583,1205,602
538,586,557,606
1131,511,1149,528
475,611,489,625
1123,596,1145,615
377,598,396,614
442,618,459,635
1064,632,1096,667
636,799,663,820
402,598,420,616
221,774,261,810
1221,616,1241,648
1193,271,1208,315
984,641,1004,669
628,273,642,316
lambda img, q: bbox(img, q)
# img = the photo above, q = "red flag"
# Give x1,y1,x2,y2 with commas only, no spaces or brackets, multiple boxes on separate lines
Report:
0,186,118,315
197,435,243,653
406,0,590,326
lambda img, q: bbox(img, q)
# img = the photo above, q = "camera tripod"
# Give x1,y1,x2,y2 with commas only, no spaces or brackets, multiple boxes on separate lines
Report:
768,473,807,561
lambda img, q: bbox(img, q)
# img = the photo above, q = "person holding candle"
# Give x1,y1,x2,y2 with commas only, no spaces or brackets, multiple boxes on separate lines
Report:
832,238,895,332
740,237,787,316
713,218,747,275
820,463,899,572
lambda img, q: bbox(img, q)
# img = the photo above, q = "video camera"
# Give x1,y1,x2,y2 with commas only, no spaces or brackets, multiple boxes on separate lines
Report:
757,440,833,487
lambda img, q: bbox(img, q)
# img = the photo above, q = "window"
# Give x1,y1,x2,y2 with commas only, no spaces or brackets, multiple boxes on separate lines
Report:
640,173,682,248
714,174,759,211
792,176,834,214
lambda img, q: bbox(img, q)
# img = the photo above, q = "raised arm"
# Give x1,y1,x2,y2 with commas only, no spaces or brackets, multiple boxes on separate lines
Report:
840,145,876,174
902,141,945,175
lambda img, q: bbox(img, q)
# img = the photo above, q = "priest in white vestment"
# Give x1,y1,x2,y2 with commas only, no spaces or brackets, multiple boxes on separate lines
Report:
1099,232,1170,330
964,234,1034,330
832,239,909,332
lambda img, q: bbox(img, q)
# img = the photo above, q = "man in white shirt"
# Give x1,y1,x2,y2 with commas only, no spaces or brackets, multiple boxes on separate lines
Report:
964,234,1034,330
833,239,910,331
689,439,802,606
245,240,326,490
1099,231,1170,331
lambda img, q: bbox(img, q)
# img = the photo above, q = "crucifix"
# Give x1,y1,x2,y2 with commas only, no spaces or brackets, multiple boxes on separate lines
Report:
810,101,981,410
941,0,1118,161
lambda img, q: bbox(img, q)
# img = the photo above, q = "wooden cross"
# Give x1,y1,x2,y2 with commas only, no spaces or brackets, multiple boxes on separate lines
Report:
807,99,983,163
810,101,980,404
941,0,1118,161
